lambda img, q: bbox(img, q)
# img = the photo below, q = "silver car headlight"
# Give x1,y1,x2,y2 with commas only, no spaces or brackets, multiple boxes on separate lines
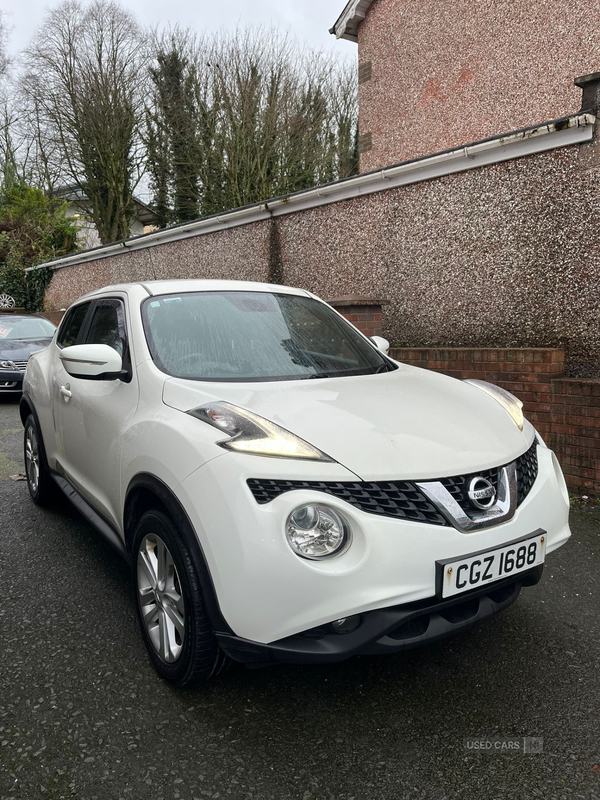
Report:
465,379,524,431
189,401,333,461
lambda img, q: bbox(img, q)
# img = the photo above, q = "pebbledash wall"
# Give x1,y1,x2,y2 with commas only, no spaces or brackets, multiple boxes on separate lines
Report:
348,0,600,171
34,79,600,493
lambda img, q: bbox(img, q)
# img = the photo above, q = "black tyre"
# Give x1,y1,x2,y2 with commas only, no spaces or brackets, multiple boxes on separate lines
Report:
132,510,230,687
24,414,53,506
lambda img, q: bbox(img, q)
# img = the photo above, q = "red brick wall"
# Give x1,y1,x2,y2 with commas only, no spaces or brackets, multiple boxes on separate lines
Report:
551,379,600,492
357,0,600,170
329,297,384,338
41,311,65,327
391,347,600,494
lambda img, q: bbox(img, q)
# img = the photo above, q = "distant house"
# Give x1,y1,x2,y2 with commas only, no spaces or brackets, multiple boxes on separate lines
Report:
54,184,158,249
330,0,600,172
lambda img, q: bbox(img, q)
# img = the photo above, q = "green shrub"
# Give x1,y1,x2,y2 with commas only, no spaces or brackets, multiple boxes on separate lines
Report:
0,183,78,310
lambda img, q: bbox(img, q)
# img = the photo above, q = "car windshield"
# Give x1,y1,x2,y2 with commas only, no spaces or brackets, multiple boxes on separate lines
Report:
0,317,56,341
142,291,394,382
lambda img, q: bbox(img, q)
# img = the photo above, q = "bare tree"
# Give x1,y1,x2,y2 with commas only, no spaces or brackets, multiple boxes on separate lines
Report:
146,27,358,224
22,0,148,244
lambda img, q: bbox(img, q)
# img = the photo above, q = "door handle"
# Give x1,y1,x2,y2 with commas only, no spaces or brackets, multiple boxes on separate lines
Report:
60,384,72,402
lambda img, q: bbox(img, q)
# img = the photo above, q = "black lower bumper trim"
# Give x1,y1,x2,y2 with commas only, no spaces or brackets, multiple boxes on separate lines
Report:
216,565,544,667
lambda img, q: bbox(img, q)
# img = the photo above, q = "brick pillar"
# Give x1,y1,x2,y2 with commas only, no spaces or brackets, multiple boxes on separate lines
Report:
327,296,385,338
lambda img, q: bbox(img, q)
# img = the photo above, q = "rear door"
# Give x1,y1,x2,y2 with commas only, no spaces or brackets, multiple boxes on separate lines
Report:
55,295,139,529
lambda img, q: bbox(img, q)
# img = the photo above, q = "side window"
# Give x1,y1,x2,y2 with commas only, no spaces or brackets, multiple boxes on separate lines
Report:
57,303,91,348
85,299,127,357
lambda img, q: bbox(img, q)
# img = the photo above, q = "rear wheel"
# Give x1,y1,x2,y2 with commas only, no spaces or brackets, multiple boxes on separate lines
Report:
132,510,230,687
24,415,52,506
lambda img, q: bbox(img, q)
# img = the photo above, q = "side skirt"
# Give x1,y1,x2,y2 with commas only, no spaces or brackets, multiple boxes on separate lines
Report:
51,472,130,563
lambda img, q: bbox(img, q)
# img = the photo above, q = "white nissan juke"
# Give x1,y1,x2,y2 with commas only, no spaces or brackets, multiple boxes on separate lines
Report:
21,280,571,686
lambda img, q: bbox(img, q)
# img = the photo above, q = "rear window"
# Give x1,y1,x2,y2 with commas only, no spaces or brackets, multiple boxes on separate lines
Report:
0,317,56,340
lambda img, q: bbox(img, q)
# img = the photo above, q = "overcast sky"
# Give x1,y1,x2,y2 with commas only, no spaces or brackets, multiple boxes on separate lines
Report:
4,0,356,58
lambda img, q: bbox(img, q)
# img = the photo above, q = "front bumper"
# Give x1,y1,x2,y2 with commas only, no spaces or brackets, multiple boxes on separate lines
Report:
216,565,543,665
177,443,570,645
0,370,23,392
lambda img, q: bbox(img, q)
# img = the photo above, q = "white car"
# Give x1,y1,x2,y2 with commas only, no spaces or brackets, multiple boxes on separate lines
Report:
21,280,570,686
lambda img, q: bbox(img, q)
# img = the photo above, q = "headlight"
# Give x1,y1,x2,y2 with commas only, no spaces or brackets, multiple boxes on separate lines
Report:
286,504,351,559
465,379,524,431
189,401,332,461
0,360,16,370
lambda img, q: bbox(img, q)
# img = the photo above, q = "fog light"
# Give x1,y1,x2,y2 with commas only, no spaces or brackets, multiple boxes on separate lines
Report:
286,504,351,560
331,616,361,634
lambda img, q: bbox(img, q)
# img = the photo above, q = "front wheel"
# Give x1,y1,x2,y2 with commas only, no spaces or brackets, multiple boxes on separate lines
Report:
24,415,52,506
132,510,230,687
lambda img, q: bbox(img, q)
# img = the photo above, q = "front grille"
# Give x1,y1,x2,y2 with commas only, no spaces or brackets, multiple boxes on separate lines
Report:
439,468,500,508
516,438,539,505
248,438,540,525
247,479,449,526
1,360,28,371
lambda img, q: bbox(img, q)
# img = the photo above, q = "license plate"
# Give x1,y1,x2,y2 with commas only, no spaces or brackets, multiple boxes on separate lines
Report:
441,533,546,598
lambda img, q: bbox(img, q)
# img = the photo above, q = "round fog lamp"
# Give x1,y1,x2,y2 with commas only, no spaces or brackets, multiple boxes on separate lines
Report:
331,616,361,634
286,504,351,560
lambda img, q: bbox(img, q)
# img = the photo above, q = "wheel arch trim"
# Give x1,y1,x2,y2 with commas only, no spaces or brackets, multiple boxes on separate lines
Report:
19,391,49,468
124,473,234,635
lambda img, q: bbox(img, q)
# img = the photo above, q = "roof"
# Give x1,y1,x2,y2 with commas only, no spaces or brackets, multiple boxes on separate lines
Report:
330,0,375,42
79,280,313,300
54,184,157,224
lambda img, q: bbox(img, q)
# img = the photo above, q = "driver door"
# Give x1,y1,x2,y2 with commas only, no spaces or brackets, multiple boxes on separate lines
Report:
55,296,139,529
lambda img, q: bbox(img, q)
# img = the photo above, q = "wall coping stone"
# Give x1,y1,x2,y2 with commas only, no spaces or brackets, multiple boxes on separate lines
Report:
327,296,387,307
393,346,564,353
552,377,600,385
575,72,600,88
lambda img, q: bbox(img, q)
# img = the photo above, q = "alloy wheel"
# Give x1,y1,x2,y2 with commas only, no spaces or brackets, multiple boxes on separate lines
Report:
136,534,185,663
25,426,40,494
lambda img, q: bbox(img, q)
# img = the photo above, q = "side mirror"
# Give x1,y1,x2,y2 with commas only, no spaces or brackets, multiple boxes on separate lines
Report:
59,344,123,380
370,336,390,355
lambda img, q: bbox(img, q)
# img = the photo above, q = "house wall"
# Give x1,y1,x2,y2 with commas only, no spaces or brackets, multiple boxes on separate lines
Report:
357,0,600,170
65,202,149,250
45,123,600,378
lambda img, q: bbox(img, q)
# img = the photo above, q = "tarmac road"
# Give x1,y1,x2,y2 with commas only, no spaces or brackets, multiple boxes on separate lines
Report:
1,395,599,800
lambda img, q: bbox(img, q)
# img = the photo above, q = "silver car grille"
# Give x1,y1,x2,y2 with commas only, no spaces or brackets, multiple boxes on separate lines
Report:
10,360,28,371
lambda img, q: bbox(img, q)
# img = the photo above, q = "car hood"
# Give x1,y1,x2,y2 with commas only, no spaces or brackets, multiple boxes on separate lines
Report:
0,338,52,361
162,364,534,481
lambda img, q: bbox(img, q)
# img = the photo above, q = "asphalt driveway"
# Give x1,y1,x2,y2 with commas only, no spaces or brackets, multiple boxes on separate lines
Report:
1,395,599,800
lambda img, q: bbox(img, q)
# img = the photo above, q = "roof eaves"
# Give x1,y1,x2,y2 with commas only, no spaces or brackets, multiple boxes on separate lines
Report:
330,0,375,42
